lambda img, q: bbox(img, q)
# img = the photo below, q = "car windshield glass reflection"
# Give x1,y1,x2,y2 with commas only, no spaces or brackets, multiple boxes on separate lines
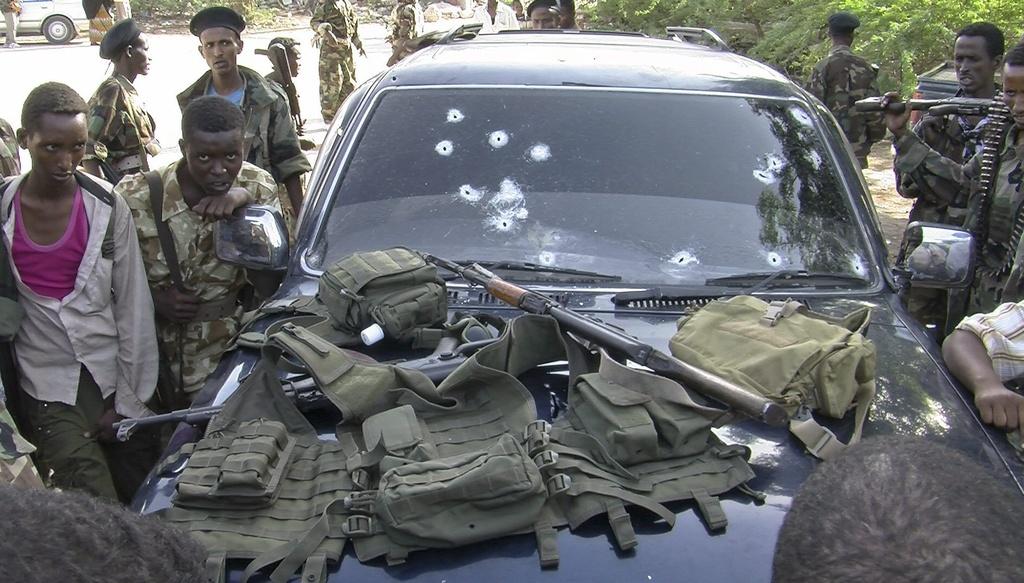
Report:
309,88,875,287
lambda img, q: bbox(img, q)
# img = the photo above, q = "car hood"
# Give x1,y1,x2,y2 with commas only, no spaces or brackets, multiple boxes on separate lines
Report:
134,286,1023,582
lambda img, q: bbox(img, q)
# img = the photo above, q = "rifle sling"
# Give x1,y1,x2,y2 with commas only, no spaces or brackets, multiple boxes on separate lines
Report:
145,170,185,291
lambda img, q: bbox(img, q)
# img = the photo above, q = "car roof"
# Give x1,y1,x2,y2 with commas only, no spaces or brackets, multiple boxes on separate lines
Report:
386,30,804,99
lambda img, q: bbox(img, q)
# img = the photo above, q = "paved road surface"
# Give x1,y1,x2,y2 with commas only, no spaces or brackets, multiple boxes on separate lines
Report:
0,19,466,170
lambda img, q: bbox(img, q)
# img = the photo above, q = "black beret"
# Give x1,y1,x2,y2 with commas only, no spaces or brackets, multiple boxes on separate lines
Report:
827,11,860,32
99,18,141,60
189,6,246,37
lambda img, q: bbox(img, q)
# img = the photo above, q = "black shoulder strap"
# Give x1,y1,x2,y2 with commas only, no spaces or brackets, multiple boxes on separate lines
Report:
75,171,115,207
145,170,185,291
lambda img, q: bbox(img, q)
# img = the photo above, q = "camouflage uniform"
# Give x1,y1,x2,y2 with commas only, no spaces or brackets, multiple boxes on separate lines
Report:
386,0,418,67
895,125,1024,315
178,67,310,236
893,89,997,331
0,118,19,178
0,400,43,489
86,74,158,181
806,45,885,168
116,161,281,396
311,0,363,121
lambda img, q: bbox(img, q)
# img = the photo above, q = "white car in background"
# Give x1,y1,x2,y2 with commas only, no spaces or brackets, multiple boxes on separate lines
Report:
18,0,89,44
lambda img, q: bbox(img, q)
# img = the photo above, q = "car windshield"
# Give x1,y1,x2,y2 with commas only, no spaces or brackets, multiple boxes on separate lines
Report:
307,87,876,287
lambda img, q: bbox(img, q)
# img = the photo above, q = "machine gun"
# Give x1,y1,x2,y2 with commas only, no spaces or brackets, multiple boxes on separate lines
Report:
112,335,498,442
854,96,1003,118
425,255,789,427
256,39,304,135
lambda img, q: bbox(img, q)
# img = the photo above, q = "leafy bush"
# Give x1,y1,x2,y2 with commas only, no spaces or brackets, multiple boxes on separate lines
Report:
134,0,277,27
583,0,1024,93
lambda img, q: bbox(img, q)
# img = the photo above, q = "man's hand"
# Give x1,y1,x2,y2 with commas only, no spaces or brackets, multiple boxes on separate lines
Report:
153,287,201,323
193,187,251,220
881,91,912,139
974,383,1024,430
96,408,124,443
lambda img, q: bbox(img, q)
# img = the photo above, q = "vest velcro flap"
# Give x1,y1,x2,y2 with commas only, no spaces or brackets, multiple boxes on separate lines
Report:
373,433,547,549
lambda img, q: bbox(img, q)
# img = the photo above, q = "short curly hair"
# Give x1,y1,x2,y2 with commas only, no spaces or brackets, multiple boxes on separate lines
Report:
181,95,246,143
0,485,207,582
956,22,1005,59
1005,41,1024,68
20,82,88,134
772,436,1024,583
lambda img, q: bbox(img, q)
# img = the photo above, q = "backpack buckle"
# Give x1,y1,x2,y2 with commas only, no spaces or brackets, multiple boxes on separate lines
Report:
342,515,374,537
351,468,371,491
546,473,572,496
760,302,786,327
343,490,377,513
533,450,559,470
525,420,552,455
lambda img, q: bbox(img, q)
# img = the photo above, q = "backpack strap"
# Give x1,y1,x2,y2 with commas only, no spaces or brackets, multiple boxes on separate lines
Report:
145,170,185,291
74,171,117,258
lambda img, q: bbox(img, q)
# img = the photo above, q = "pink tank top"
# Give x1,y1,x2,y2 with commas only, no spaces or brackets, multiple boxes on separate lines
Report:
12,187,89,300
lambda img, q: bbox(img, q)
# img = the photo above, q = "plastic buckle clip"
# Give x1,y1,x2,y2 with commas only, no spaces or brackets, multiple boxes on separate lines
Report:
524,420,552,440
350,468,371,491
343,514,373,537
546,473,572,496
343,490,377,513
533,450,559,470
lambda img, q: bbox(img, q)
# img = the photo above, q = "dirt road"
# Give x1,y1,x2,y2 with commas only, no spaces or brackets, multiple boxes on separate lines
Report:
863,141,913,262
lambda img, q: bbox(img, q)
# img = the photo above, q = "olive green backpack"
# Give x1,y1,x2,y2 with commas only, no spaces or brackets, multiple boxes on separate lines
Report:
669,295,877,460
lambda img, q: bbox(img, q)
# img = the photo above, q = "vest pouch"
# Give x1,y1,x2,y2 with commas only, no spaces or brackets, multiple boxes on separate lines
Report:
569,367,713,467
361,404,438,463
174,420,296,509
374,433,546,548
318,247,447,340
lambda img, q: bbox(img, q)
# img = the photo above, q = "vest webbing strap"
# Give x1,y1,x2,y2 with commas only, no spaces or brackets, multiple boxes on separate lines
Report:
241,498,347,583
788,377,875,461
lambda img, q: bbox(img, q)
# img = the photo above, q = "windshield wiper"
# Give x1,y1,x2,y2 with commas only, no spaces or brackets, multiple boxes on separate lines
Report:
704,270,870,292
447,260,621,282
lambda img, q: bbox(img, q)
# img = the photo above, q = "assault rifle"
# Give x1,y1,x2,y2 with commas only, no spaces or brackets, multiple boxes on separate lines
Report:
425,255,789,427
112,335,497,442
256,40,304,135
854,96,1001,117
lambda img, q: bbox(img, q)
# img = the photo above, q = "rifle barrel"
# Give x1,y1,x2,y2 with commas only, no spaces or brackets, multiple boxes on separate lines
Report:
427,256,788,426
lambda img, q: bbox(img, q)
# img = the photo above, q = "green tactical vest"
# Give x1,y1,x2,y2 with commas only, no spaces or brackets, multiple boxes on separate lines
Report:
669,295,877,460
234,247,448,350
165,314,760,582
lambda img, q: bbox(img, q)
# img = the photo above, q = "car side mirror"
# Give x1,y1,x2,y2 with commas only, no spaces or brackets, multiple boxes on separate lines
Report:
896,222,974,288
214,205,290,271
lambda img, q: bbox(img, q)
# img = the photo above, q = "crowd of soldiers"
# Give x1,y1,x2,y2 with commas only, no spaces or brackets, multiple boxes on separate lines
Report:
810,12,1024,434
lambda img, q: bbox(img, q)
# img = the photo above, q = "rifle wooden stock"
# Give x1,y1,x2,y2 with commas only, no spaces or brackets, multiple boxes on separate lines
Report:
426,255,788,426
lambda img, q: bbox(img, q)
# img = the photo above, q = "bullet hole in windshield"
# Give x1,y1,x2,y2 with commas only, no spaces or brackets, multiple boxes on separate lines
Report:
753,153,785,185
790,108,813,127
488,130,510,149
850,255,867,276
538,251,555,265
435,140,454,156
764,251,783,267
456,184,485,203
528,143,551,162
446,109,465,123
669,250,699,267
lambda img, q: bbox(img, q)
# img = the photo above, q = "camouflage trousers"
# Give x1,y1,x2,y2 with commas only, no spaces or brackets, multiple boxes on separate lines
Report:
318,43,356,122
157,311,241,399
18,366,160,503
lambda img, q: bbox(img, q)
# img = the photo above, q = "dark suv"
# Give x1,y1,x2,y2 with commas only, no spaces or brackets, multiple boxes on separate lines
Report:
134,30,1023,582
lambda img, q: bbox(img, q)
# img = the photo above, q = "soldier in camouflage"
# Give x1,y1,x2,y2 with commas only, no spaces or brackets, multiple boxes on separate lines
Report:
894,23,1005,332
0,400,43,489
806,12,885,169
83,19,160,184
888,42,1024,316
312,0,366,121
386,0,419,67
0,118,19,177
117,97,281,399
179,7,310,239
